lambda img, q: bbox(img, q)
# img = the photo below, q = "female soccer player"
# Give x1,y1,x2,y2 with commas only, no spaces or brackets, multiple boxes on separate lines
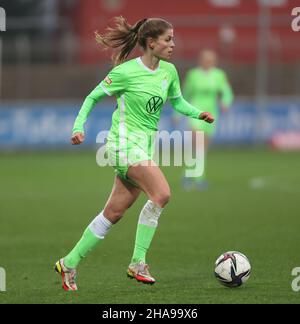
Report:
55,17,214,291
180,49,234,190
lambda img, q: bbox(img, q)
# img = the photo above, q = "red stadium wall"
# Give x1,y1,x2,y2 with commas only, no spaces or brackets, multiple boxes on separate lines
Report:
72,0,299,64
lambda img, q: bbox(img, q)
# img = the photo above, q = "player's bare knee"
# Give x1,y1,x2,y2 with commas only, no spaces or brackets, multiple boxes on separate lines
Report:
103,204,124,223
152,191,171,208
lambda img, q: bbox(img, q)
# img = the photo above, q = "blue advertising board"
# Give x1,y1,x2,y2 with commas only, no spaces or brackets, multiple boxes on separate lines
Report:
0,100,300,149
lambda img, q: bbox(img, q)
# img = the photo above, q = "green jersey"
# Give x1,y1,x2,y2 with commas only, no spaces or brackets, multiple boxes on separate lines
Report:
100,57,184,138
183,67,233,117
182,67,233,135
72,57,204,181
73,57,202,136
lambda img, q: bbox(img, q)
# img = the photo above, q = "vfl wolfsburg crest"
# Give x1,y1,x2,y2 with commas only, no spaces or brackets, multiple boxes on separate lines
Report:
146,96,163,114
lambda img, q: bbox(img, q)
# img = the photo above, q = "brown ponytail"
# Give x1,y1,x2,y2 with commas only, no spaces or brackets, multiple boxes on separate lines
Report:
95,16,173,66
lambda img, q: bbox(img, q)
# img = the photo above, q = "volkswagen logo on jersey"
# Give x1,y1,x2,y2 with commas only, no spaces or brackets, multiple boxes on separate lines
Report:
146,96,163,114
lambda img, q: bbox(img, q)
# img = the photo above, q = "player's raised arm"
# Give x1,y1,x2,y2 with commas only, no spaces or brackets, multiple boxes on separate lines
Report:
71,63,126,145
170,96,214,123
71,85,108,145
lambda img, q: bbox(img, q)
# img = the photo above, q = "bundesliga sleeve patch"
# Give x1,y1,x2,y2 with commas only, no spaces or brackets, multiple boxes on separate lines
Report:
104,76,112,85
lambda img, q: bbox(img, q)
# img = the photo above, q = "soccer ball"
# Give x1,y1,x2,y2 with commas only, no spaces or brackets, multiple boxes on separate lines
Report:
214,251,251,288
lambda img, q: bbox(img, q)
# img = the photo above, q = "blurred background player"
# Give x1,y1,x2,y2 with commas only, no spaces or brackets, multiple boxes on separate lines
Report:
178,49,234,190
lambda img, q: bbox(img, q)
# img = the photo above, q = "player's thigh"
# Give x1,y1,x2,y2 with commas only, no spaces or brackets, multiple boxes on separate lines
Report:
127,161,170,206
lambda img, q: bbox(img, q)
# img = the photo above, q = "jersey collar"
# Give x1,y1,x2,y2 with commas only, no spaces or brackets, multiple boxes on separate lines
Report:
136,57,160,74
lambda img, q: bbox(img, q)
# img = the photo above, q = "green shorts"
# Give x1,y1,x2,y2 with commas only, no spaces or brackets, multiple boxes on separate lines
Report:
106,131,156,184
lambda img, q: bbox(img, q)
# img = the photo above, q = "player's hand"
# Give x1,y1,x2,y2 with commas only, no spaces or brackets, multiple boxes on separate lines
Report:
71,132,85,145
199,112,214,124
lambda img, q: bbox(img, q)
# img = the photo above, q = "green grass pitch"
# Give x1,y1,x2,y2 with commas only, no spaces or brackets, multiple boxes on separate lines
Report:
0,149,300,304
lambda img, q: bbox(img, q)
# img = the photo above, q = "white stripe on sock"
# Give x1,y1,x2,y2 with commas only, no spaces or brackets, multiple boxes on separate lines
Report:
88,211,113,239
138,200,163,227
